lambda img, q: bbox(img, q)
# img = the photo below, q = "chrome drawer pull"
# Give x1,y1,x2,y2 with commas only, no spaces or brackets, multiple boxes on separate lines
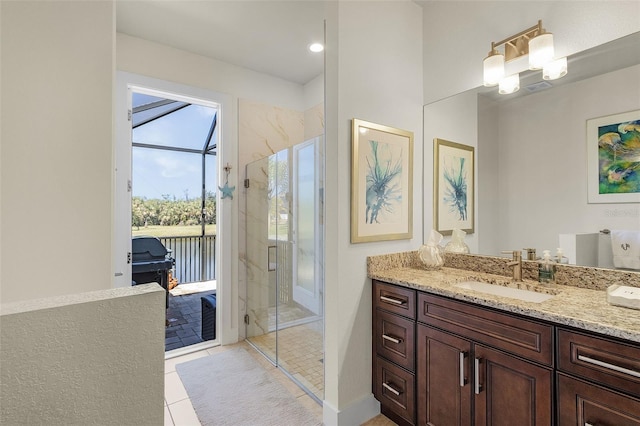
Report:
577,355,640,378
380,295,405,305
474,358,483,394
459,351,467,387
382,334,402,344
383,382,401,396
585,423,594,426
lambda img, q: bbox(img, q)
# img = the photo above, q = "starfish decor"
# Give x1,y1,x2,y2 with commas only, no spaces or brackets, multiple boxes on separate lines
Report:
219,182,235,200
219,163,235,200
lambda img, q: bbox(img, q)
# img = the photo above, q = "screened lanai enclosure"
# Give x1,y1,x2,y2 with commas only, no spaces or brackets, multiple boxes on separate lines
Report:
131,91,219,351
131,92,218,284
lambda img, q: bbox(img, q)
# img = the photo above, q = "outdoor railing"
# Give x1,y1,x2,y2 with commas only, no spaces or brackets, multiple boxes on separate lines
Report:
159,235,216,284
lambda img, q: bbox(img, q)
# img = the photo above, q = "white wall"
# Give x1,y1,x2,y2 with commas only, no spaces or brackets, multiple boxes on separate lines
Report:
323,1,423,424
117,33,307,112
422,1,640,104
0,283,166,425
0,1,115,303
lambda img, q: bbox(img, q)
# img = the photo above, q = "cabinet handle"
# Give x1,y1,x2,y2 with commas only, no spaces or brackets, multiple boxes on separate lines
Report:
474,357,483,394
585,423,595,426
459,351,468,387
380,295,405,305
382,334,402,344
577,355,640,379
383,382,401,396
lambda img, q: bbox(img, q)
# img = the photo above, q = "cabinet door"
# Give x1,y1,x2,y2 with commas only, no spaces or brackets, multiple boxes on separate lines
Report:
474,344,552,426
558,373,640,426
417,324,472,426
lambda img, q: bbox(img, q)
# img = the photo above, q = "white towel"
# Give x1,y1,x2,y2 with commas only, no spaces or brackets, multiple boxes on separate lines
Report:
610,229,640,270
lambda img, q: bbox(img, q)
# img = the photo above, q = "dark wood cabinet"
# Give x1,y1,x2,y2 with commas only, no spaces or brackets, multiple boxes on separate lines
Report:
557,328,640,425
557,373,640,426
417,324,472,426
473,344,552,426
372,279,640,426
373,280,417,425
416,294,552,426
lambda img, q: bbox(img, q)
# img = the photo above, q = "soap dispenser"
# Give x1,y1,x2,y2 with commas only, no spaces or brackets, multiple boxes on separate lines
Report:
539,250,556,285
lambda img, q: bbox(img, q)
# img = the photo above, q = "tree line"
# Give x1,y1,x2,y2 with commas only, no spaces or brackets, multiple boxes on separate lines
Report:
132,192,216,228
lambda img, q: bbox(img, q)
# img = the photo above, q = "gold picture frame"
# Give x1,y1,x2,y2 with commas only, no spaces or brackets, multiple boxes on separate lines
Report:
351,119,413,243
434,138,474,235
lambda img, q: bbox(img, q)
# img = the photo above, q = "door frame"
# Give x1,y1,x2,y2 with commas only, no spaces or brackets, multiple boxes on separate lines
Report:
114,71,239,345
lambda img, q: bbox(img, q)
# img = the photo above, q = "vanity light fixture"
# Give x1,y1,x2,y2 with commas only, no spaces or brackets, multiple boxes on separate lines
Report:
499,74,520,95
308,43,324,53
483,20,567,93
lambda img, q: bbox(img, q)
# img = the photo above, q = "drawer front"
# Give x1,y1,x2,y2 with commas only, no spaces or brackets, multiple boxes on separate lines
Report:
557,328,640,397
375,310,416,372
373,280,416,320
417,293,553,366
374,355,416,425
557,372,640,426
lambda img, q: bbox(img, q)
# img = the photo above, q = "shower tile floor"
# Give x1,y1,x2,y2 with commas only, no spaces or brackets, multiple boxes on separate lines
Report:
248,319,324,399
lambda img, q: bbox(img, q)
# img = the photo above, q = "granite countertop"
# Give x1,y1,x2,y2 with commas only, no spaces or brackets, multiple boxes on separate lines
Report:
368,253,640,344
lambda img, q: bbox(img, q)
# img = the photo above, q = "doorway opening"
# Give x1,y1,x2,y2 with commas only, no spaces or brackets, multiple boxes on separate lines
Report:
130,88,219,352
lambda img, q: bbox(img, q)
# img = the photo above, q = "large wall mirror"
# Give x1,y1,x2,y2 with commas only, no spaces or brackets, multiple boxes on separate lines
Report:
423,31,640,271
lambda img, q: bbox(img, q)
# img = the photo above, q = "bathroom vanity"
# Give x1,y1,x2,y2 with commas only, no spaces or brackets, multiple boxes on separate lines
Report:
368,252,640,426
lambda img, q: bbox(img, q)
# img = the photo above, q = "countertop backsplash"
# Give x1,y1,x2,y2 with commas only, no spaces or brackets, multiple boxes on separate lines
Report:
368,251,640,291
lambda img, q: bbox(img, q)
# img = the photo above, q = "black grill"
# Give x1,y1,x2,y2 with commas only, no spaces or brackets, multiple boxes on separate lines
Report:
131,236,174,308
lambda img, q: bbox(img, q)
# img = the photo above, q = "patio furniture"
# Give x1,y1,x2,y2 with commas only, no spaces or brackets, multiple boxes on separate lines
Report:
201,293,217,341
131,236,174,308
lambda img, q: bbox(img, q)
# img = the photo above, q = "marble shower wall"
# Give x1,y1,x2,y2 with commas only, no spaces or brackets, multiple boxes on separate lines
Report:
238,99,324,339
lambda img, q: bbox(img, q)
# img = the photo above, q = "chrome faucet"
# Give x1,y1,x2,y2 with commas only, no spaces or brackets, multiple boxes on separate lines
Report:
502,250,523,281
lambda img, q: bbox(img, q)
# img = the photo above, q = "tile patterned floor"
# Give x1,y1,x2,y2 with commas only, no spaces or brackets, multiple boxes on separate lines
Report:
248,319,324,399
165,291,216,351
164,341,396,426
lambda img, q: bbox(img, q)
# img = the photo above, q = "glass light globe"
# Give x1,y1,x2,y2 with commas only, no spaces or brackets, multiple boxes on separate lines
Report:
543,57,568,80
499,74,520,94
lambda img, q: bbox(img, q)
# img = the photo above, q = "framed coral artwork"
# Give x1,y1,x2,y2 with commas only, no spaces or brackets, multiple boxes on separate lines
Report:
434,138,474,235
351,119,413,243
587,109,640,203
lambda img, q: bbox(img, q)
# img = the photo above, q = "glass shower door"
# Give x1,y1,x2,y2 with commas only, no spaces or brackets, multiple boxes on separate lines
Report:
245,137,324,401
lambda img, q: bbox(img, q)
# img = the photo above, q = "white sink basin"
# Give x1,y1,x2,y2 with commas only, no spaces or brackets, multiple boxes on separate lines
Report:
454,281,556,303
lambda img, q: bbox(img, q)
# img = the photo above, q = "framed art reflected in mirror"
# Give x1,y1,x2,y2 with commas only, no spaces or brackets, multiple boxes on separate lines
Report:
587,109,640,204
434,138,474,235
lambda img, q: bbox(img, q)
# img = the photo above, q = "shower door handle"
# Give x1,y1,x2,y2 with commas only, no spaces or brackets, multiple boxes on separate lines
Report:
268,245,277,271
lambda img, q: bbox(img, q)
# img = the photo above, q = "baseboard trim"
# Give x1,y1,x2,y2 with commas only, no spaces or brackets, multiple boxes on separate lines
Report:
323,393,380,426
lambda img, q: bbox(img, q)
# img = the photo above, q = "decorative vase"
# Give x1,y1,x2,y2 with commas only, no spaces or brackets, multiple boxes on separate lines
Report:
418,230,445,269
444,228,470,254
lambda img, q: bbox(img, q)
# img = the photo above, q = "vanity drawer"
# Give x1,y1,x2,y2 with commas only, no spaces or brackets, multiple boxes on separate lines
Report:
417,293,553,366
557,373,640,425
373,280,416,320
374,355,416,425
557,328,640,397
375,309,416,372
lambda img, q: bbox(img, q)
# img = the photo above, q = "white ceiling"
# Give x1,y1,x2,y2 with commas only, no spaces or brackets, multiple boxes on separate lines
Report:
116,0,327,85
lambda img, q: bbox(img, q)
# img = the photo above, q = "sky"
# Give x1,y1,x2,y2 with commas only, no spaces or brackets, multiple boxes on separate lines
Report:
131,93,218,200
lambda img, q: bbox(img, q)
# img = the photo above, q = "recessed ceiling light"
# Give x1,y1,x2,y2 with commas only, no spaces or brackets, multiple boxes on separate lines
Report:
309,43,324,53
